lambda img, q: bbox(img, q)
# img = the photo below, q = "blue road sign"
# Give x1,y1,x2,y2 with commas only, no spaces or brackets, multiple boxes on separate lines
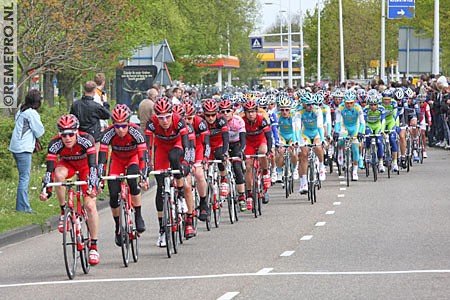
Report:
250,37,263,49
388,0,415,19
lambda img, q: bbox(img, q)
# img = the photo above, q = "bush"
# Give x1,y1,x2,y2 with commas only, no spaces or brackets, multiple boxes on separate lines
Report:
0,115,16,177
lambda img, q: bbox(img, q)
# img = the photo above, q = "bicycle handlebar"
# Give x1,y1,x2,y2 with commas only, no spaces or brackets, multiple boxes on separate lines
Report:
302,143,322,148
245,154,266,158
45,181,88,188
148,169,181,175
208,160,223,164
101,174,141,181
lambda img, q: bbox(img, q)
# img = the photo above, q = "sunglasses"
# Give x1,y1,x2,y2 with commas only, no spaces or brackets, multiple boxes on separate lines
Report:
205,113,217,118
185,116,195,120
114,124,128,129
220,109,232,114
305,103,313,106
60,132,75,138
281,108,290,112
369,104,378,106
156,114,172,120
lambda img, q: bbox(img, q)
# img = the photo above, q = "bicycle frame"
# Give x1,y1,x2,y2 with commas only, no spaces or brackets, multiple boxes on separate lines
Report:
247,154,266,217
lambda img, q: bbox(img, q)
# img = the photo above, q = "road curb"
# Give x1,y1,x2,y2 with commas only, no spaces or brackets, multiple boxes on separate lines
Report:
0,179,156,249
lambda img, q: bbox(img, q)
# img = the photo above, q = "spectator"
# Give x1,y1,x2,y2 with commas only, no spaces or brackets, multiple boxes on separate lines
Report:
138,88,158,128
9,89,45,213
433,76,448,148
70,81,111,148
171,87,182,105
93,73,109,130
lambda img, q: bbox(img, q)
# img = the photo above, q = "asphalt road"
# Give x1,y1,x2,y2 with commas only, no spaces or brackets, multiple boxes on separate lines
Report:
1,148,450,300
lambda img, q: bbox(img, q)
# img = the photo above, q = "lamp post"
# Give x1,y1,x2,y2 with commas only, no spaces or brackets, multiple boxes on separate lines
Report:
299,0,305,87
280,5,284,87
339,0,345,83
317,0,321,83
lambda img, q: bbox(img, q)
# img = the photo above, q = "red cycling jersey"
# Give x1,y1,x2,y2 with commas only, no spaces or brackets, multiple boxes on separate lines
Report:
204,115,228,150
192,115,210,163
44,132,97,195
98,123,148,176
242,114,270,155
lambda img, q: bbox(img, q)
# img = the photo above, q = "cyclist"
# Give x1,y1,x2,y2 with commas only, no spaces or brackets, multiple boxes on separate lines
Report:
172,104,196,238
334,92,365,181
404,88,421,162
145,97,193,247
242,99,272,209
297,92,326,194
417,94,431,158
219,99,248,211
40,114,100,265
363,95,386,172
380,89,400,172
183,103,211,222
98,104,148,247
259,96,280,184
275,95,301,184
202,99,230,201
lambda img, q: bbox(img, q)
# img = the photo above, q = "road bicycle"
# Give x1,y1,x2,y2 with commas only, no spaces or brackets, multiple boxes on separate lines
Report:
45,179,91,280
101,174,141,267
206,160,223,228
281,144,295,198
304,144,321,204
383,130,393,179
364,133,381,182
149,169,181,258
247,154,267,217
226,157,241,224
338,136,355,187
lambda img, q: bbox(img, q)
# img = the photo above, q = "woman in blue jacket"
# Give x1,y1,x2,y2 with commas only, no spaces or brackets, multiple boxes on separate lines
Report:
9,89,45,213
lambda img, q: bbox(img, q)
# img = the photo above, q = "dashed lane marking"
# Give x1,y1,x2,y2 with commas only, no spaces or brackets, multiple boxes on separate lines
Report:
339,181,346,185
337,194,345,198
217,292,240,300
338,176,345,179
256,268,274,274
339,187,346,191
315,222,326,227
280,251,295,257
300,235,313,241
333,202,342,206
325,211,335,215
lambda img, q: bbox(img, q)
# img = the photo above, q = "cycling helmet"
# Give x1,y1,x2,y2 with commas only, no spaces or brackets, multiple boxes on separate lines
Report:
416,94,427,102
357,89,367,102
183,98,194,106
112,104,131,123
243,99,258,111
202,99,219,112
333,89,344,99
258,97,269,107
381,89,393,98
368,95,378,105
277,95,292,108
394,88,404,101
219,99,232,110
172,104,185,116
57,114,79,131
184,103,195,116
154,97,173,115
301,92,314,105
343,91,356,103
312,93,324,105
405,87,414,98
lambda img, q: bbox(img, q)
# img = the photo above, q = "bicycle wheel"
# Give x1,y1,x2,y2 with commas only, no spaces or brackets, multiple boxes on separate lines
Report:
328,144,334,174
79,210,90,274
162,193,172,258
192,186,200,233
227,177,236,224
62,210,77,279
418,136,424,164
284,161,289,199
213,183,221,228
172,198,179,254
371,147,377,182
252,170,258,218
206,183,213,231
130,207,138,263
119,200,130,267
345,148,350,187
308,160,314,205
385,145,391,179
258,176,263,216
406,138,411,172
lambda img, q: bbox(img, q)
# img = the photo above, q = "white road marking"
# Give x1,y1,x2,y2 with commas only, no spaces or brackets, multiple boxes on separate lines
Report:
315,222,326,227
256,268,274,274
338,176,344,179
337,194,345,198
300,235,313,241
333,202,342,206
339,187,346,191
217,292,240,300
280,251,295,257
339,181,346,185
3,270,450,288
325,211,335,215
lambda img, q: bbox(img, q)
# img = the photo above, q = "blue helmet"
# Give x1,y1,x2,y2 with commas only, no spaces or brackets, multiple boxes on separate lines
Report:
343,91,356,103
301,92,314,104
312,93,324,105
381,89,393,98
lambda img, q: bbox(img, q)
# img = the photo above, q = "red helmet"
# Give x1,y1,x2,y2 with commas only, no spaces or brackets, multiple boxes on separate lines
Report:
57,114,79,131
111,104,131,123
243,100,257,111
183,98,194,106
172,104,185,116
219,99,232,110
184,103,195,116
154,97,173,115
202,99,218,112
